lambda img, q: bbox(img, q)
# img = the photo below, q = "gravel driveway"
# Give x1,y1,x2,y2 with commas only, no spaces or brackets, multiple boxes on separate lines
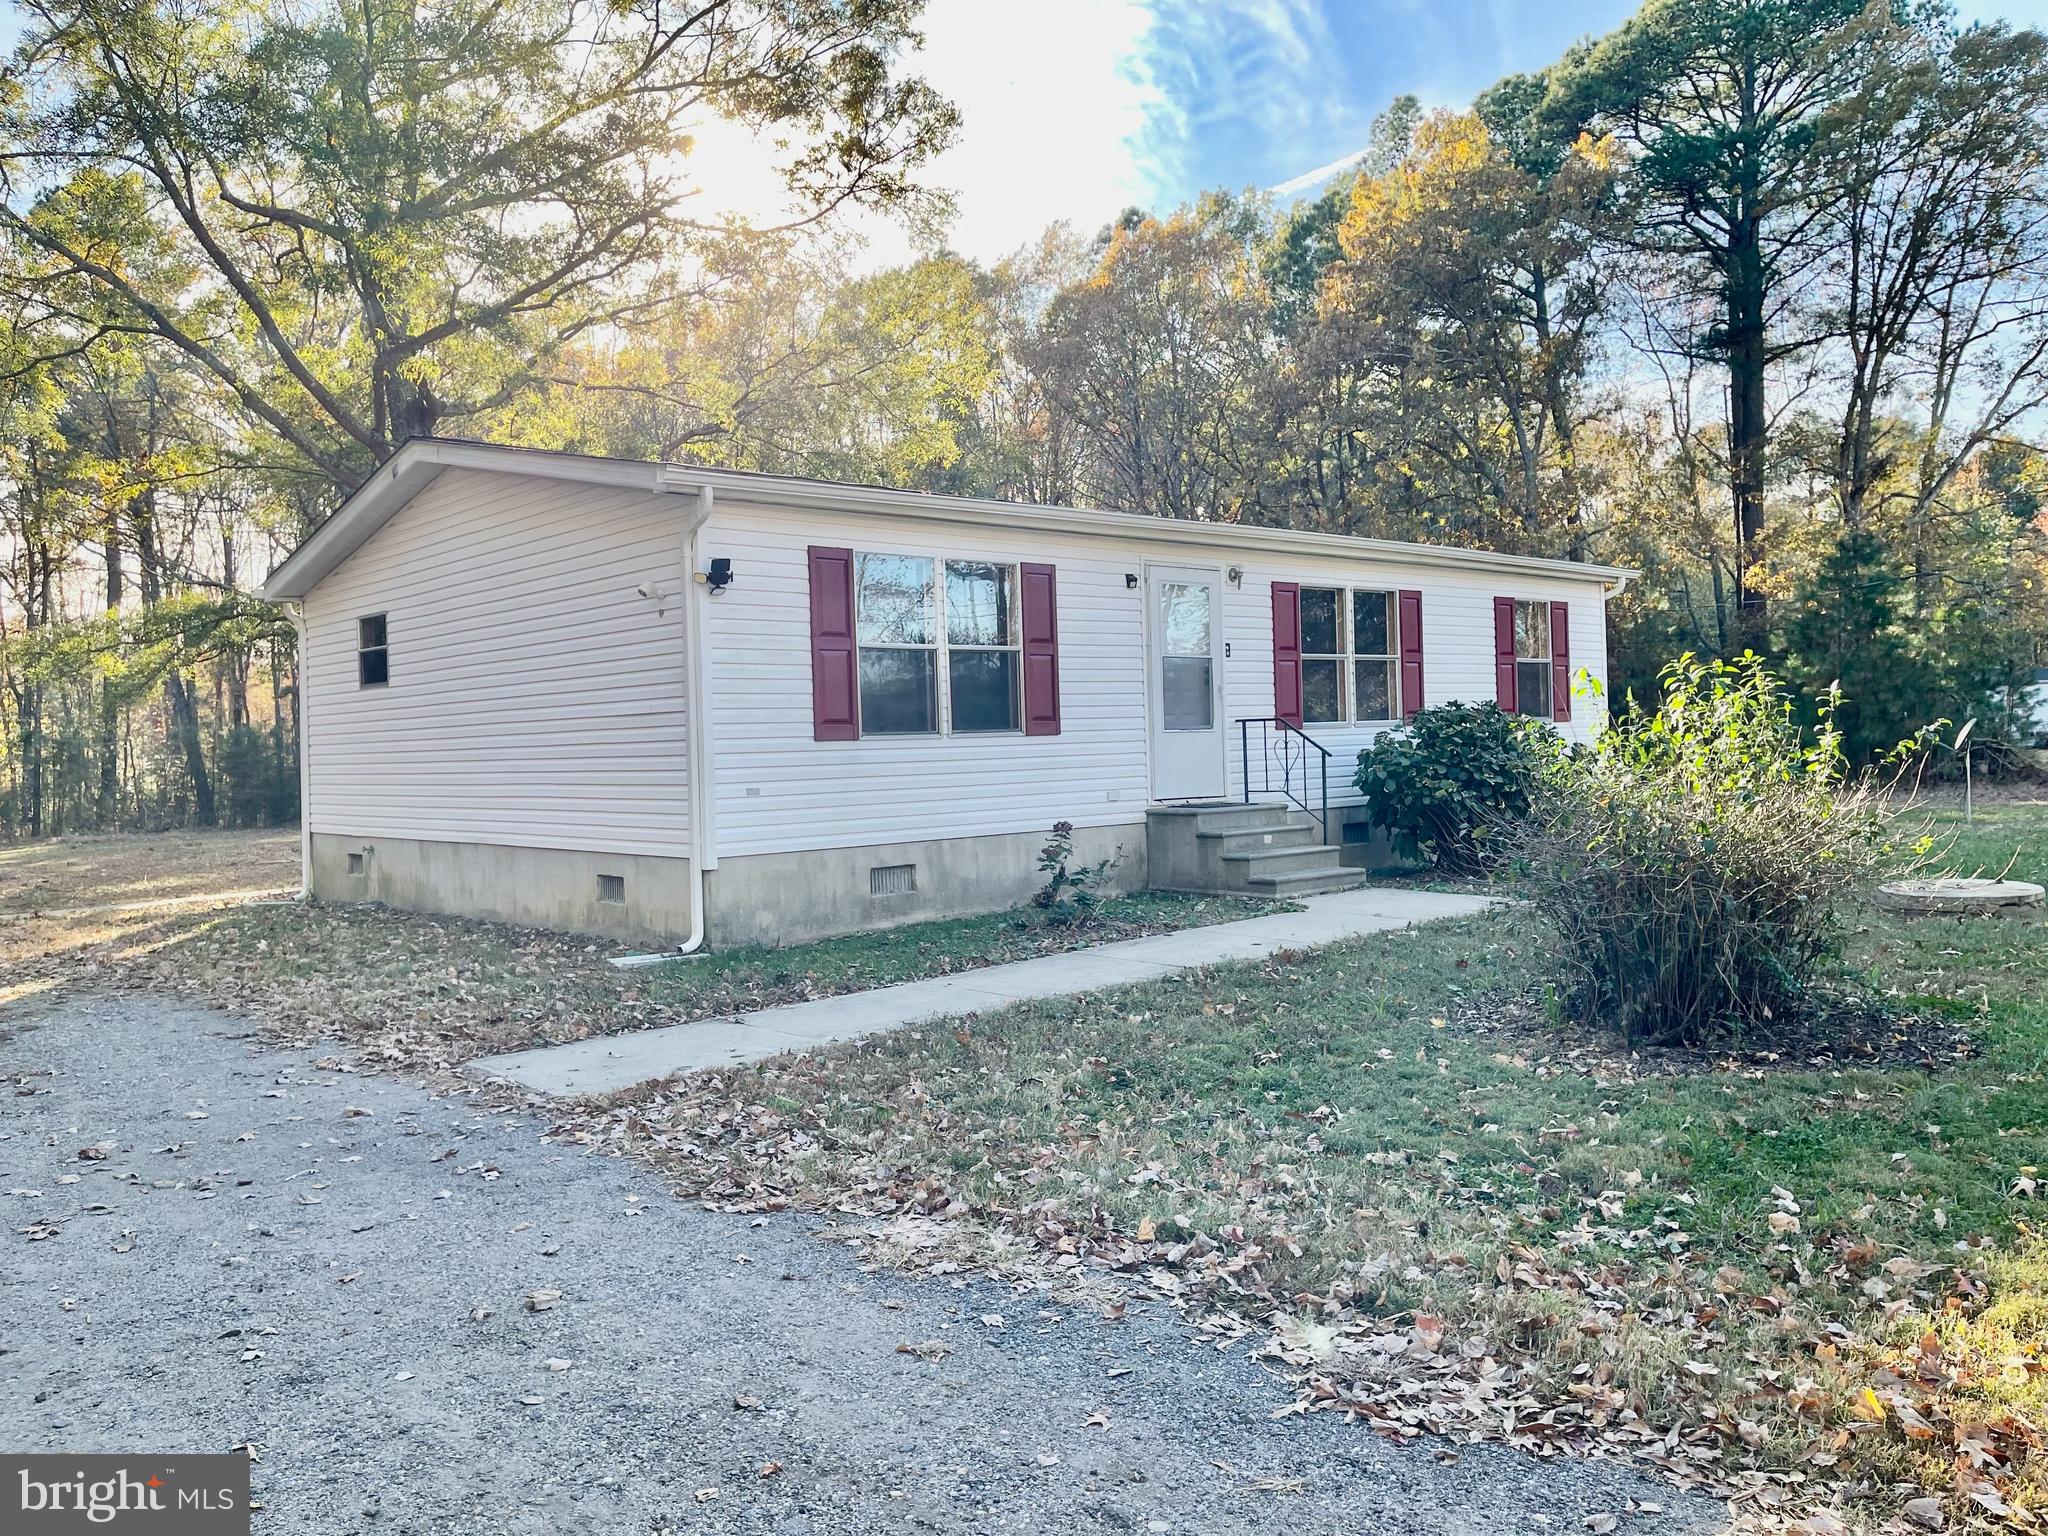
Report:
2,995,1724,1535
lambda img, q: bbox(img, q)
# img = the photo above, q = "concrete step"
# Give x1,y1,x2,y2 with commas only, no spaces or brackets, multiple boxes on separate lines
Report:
1146,801,1358,898
1179,801,1299,838
1200,821,1324,857
1246,867,1369,899
1219,843,1349,879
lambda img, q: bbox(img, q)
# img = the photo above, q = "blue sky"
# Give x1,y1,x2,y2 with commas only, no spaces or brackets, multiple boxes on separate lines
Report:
890,0,2048,261
1144,0,2048,202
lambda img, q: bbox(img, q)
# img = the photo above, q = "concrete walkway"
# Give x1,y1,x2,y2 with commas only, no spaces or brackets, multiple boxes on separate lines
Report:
471,886,1493,1097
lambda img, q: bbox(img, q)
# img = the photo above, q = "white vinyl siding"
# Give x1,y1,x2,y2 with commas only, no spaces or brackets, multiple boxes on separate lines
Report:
301,468,690,857
293,458,1611,871
1222,557,1608,809
700,498,1613,856
703,502,1149,857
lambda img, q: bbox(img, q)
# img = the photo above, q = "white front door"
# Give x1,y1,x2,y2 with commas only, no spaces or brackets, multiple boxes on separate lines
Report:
1146,564,1228,801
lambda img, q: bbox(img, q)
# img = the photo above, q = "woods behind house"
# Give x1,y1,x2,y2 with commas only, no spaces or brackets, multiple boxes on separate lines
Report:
5,0,2048,838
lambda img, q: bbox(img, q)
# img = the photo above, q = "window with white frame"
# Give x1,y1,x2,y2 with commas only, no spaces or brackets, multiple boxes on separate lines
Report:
855,552,1021,736
1300,587,1344,723
944,559,1020,732
1296,588,1399,724
357,614,389,687
1351,591,1398,721
1512,599,1552,719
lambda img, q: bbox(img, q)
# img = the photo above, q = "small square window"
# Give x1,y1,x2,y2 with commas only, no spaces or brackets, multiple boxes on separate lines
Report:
596,873,626,904
357,614,389,688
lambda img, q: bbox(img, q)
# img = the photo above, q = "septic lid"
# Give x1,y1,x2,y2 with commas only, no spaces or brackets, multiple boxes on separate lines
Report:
1873,877,2046,916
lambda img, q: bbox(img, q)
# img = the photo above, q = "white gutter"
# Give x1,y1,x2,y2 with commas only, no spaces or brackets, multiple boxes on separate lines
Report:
655,462,1637,586
662,483,717,957
290,603,311,899
265,437,1636,604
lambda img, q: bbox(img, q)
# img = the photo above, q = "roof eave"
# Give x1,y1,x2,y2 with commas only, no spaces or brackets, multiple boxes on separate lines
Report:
657,464,1636,586
260,438,1638,602
259,440,670,601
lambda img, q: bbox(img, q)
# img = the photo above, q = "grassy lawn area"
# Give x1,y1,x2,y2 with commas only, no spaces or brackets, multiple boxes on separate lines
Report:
569,801,2048,1531
0,827,298,916
2,842,1275,1067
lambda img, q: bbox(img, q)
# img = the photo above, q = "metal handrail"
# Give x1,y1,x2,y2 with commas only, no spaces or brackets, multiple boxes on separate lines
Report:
1235,716,1332,844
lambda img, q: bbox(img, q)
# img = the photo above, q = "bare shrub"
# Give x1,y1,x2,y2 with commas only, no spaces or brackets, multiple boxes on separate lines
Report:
1505,655,1928,1048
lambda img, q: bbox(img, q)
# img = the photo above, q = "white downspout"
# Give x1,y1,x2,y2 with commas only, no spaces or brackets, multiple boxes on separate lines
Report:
291,603,311,899
675,484,718,955
609,482,717,969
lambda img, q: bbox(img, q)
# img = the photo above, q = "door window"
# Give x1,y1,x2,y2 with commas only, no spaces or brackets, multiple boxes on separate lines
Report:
1158,581,1214,732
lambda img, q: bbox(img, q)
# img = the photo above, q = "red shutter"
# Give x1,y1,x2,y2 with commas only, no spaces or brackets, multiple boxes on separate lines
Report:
1020,562,1060,736
1271,582,1302,726
1550,600,1571,722
1397,589,1424,718
1493,596,1518,711
808,545,858,741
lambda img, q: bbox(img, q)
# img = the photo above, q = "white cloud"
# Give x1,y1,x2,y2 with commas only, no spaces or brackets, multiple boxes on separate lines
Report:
1269,146,1373,199
1137,0,1358,186
671,0,1173,267
910,0,1169,261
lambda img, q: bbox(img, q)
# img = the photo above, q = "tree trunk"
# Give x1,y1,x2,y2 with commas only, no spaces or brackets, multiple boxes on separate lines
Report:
132,487,217,825
165,668,216,826
1726,212,1770,646
97,506,124,825
1530,263,1587,561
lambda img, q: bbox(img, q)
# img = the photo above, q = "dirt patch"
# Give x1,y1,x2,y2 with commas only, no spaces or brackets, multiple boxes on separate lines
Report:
1456,987,1981,1080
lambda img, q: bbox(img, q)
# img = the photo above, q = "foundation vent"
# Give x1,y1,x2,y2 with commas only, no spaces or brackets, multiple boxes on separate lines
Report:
346,851,367,877
596,873,626,904
869,863,917,897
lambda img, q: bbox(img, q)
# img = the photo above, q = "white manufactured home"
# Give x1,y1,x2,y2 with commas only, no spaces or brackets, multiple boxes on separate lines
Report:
262,439,1631,947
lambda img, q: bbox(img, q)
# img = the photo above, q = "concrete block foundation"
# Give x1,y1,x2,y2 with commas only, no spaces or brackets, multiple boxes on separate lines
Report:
309,822,1146,949
704,821,1144,947
310,833,696,945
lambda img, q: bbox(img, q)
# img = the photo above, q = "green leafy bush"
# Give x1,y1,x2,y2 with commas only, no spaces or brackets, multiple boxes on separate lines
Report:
1353,701,1545,872
1505,654,1922,1048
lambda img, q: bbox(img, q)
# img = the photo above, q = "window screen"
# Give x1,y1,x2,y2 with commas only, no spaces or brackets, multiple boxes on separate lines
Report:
357,614,389,687
1300,588,1343,724
856,555,937,734
943,560,1019,733
1351,591,1397,721
1513,600,1552,719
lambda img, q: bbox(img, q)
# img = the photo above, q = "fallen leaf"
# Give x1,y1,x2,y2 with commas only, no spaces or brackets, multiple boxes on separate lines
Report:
1904,1496,1945,1530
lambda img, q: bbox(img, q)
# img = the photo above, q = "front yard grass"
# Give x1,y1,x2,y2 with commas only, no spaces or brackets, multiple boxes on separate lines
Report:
4,864,1277,1068
578,802,2048,1530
